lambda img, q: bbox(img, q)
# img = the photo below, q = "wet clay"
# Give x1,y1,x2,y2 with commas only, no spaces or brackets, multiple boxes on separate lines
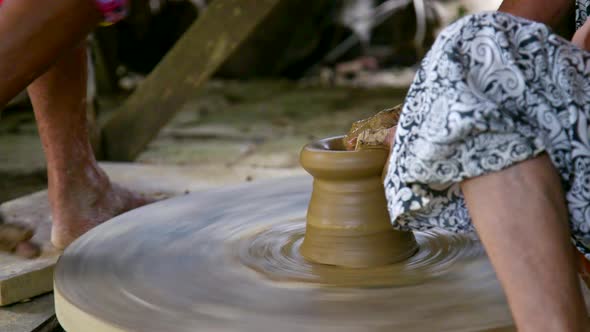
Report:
54,177,526,332
299,136,418,268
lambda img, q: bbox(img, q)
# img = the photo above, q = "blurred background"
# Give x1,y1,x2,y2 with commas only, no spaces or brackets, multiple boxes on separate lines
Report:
0,0,502,202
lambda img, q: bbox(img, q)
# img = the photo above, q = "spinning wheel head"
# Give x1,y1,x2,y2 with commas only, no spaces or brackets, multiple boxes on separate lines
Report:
53,176,511,332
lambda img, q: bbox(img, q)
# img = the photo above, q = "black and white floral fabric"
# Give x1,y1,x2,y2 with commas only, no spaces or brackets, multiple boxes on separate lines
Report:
578,0,590,29
384,3,590,257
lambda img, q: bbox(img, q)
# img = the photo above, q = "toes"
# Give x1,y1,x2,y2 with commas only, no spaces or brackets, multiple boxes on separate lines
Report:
0,224,34,251
0,224,37,259
14,242,41,259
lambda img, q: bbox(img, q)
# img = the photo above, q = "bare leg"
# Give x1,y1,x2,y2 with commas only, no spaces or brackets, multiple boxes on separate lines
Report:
461,154,588,332
0,0,101,106
0,0,151,251
0,0,100,256
28,45,151,250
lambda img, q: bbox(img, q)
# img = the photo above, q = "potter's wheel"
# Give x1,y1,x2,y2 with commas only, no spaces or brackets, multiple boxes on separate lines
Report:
54,176,517,332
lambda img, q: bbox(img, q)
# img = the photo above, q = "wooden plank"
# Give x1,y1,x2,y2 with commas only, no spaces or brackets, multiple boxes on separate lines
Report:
101,0,282,161
0,258,57,306
0,191,59,307
33,315,62,332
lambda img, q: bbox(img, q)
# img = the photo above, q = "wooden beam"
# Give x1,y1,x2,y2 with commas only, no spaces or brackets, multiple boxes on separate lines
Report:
101,0,282,161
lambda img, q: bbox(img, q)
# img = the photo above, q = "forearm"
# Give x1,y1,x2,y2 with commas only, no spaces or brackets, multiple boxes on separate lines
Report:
498,0,573,29
572,17,590,50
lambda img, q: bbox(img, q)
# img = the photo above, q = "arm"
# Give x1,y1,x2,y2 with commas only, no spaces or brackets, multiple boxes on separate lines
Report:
0,0,101,106
572,18,590,50
498,0,574,29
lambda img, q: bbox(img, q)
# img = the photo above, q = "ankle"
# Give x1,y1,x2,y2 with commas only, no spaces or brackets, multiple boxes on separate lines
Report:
47,161,113,207
50,156,106,184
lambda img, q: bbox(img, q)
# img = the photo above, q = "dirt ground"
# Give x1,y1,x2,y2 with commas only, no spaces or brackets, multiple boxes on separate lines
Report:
0,80,408,202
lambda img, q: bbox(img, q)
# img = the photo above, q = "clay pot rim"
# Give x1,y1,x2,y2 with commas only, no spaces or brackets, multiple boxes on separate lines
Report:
300,136,388,178
302,136,387,155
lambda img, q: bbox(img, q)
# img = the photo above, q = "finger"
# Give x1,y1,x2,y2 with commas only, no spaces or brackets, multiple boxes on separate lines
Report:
572,18,590,50
384,126,397,149
343,136,358,151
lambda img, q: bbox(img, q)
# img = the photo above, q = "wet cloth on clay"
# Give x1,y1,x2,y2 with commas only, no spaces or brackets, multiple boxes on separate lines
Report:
384,4,590,258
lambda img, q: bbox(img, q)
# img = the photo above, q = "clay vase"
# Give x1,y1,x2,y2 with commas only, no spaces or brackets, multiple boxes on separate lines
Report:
299,136,418,268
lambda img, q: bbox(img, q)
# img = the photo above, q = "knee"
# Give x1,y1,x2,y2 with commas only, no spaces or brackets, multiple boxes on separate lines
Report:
430,11,551,57
417,11,555,104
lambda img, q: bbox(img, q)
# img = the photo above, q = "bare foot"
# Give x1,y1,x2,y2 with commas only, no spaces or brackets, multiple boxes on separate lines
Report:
50,168,152,250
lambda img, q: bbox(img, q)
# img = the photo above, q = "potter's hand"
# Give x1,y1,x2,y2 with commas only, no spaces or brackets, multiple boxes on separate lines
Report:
572,18,590,51
380,126,397,180
383,126,397,150
343,105,401,151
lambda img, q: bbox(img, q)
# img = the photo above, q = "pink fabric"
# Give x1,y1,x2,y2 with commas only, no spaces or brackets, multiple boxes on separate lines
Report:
94,0,128,24
0,0,128,24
